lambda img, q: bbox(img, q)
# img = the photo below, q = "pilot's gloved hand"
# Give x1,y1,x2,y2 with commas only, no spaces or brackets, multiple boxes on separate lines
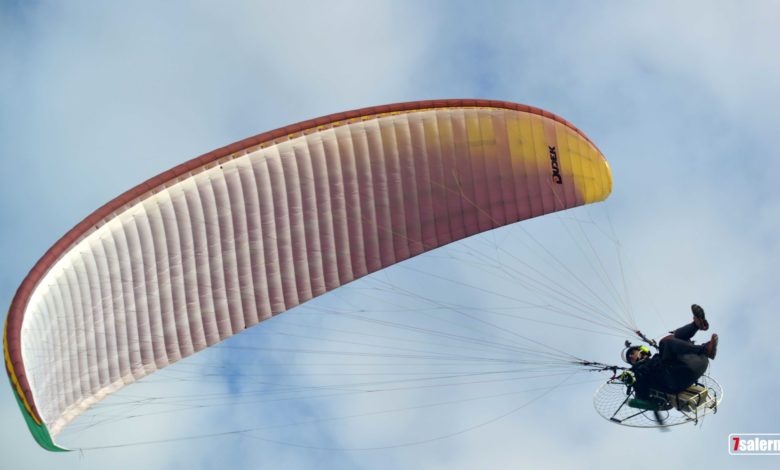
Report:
618,370,636,385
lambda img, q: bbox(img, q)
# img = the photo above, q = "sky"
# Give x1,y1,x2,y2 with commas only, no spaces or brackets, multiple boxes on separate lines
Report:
2,1,780,469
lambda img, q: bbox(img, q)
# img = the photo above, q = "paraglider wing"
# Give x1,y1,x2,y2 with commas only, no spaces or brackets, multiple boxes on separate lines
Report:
4,99,611,450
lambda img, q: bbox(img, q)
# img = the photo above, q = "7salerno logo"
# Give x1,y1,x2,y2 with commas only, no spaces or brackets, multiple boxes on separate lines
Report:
730,434,780,455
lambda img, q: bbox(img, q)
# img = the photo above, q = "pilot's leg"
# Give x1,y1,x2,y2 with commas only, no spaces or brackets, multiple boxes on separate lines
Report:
671,322,699,341
659,335,706,361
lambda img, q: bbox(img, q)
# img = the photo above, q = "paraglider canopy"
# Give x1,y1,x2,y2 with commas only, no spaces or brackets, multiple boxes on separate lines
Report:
4,99,612,451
